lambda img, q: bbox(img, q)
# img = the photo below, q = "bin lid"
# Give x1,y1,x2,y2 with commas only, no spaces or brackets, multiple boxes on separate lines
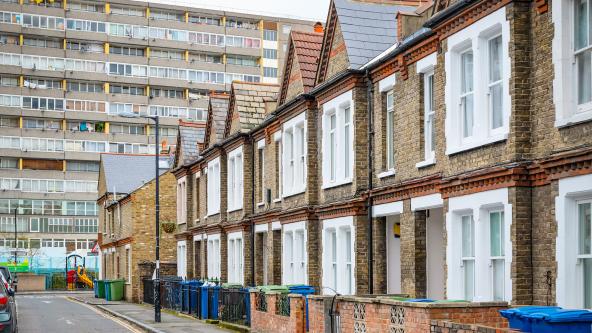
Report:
405,298,435,302
531,310,592,323
500,306,561,318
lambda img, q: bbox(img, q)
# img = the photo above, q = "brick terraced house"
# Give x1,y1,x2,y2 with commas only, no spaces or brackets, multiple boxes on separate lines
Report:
173,0,592,310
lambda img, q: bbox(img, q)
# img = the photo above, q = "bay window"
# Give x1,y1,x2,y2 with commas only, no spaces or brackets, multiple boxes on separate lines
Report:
322,90,354,188
227,147,243,212
445,8,510,154
207,158,220,216
283,222,307,285
282,113,306,196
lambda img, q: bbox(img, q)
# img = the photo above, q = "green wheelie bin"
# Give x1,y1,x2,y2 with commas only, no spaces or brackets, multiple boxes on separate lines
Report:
106,279,125,301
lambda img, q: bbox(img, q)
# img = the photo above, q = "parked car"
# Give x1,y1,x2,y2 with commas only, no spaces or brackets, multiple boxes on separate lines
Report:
0,268,16,292
0,274,17,333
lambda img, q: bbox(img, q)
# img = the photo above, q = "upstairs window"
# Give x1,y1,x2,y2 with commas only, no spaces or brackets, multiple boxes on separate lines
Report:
386,91,395,170
227,147,243,212
282,113,306,197
322,91,354,188
576,0,591,109
177,177,187,224
206,158,221,216
445,8,510,154
263,29,277,41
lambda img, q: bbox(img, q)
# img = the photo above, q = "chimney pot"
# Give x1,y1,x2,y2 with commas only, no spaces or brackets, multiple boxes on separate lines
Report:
314,22,324,33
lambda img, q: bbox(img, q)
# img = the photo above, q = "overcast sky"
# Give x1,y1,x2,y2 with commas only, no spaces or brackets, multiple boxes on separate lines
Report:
144,0,331,22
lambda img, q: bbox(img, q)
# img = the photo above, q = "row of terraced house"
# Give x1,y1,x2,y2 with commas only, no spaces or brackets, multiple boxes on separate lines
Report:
102,0,592,311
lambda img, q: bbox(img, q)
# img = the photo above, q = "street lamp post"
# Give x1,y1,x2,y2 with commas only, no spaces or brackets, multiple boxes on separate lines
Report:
120,112,160,322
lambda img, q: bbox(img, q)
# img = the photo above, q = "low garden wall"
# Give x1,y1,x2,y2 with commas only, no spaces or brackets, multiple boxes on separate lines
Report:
430,320,520,332
250,291,306,333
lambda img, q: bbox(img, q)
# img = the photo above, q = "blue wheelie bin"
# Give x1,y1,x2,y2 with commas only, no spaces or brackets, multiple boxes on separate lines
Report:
529,309,592,333
208,286,221,320
499,306,561,332
288,285,315,330
405,298,435,302
200,285,210,319
104,280,112,301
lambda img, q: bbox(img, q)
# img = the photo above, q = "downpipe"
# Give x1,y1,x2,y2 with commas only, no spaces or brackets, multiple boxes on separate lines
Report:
365,69,375,294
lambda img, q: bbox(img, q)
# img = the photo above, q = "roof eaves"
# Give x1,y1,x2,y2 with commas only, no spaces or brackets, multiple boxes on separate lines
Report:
423,0,476,28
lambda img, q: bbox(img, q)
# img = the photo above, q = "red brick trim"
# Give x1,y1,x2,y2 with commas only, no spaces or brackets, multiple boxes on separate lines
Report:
223,220,251,233
172,166,188,179
440,165,530,199
251,210,281,224
205,224,223,235
279,207,317,224
371,174,442,204
434,0,512,40
100,236,133,249
174,231,192,240
315,199,367,220
315,74,363,106
535,0,548,14
223,135,247,153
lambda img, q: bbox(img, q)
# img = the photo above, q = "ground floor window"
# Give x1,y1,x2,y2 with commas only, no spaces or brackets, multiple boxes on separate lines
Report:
227,232,244,284
207,235,221,280
578,200,592,308
322,217,355,295
283,222,307,285
177,240,187,279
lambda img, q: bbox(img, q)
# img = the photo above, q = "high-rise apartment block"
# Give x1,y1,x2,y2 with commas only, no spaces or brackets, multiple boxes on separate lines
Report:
0,0,313,260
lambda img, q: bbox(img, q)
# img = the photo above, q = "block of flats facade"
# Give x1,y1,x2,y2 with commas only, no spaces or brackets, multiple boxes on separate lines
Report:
172,0,592,313
0,0,314,259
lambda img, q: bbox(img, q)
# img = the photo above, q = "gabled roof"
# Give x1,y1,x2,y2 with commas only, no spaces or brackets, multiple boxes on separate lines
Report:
224,82,279,137
316,0,419,83
100,154,168,195
173,120,206,168
204,94,230,149
279,30,324,104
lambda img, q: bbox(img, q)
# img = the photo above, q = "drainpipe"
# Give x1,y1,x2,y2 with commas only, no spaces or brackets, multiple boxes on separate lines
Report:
365,69,374,294
250,135,256,287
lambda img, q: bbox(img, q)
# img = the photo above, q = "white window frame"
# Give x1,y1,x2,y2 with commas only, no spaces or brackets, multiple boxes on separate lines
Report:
282,221,307,285
206,157,221,216
556,174,592,309
488,209,506,301
385,91,395,170
416,53,438,168
227,147,244,212
177,240,187,279
553,0,592,127
444,7,511,155
177,177,187,224
125,244,131,284
322,216,355,295
227,231,244,284
282,112,306,197
446,188,512,302
207,234,221,280
257,139,265,206
322,90,354,188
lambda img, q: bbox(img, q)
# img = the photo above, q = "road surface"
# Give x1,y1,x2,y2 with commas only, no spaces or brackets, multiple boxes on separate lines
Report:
16,294,142,333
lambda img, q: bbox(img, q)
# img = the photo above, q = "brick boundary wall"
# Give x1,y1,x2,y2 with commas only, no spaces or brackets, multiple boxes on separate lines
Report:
431,320,521,332
307,296,509,333
250,291,306,333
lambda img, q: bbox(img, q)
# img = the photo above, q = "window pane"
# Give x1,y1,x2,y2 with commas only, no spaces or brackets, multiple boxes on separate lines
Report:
584,258,592,309
491,83,504,129
463,94,474,137
462,215,474,257
489,36,502,83
577,50,592,105
579,202,591,255
490,211,504,256
464,260,475,301
461,51,474,94
575,0,589,51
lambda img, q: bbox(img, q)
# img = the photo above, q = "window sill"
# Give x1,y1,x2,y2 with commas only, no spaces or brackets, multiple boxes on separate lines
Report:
322,178,353,190
227,207,243,213
377,169,396,179
194,219,200,224
446,133,508,156
273,198,282,203
415,158,436,169
257,202,265,207
177,221,186,226
282,189,305,199
555,111,592,128
206,212,219,218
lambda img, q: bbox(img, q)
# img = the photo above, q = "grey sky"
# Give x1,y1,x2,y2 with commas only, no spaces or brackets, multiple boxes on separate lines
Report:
144,0,331,22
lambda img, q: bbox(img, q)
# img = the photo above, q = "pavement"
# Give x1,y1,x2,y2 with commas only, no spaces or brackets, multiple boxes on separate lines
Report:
16,293,144,333
71,293,233,333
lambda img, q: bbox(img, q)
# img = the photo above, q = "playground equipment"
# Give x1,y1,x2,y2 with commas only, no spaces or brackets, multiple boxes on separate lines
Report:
66,254,94,290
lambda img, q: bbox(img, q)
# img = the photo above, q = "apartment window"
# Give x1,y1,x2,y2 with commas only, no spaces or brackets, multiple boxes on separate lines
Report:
66,41,103,53
282,113,306,197
151,10,184,22
283,223,307,285
0,76,17,87
227,233,244,284
111,85,145,96
109,63,147,77
423,72,436,161
263,48,277,59
490,210,505,301
225,36,260,49
110,6,144,17
0,34,17,45
23,37,60,49
188,32,225,46
150,88,183,99
385,91,395,170
263,67,278,78
0,11,20,24
264,29,277,41
445,8,509,154
110,46,145,57
322,91,354,188
109,124,145,135
461,215,475,301
189,52,222,64
226,18,258,30
207,235,221,279
0,53,21,67
0,158,18,169
109,24,148,39
150,67,188,80
24,78,62,90
23,118,60,130
22,97,64,111
207,158,221,216
0,117,18,128
151,49,183,60
0,94,20,107
69,2,103,12
189,15,220,26
67,161,99,172
108,142,153,154
177,177,187,224
66,19,106,33
226,55,258,67
65,100,106,113
227,147,244,212
322,217,355,295
22,14,65,30
109,103,147,116
67,81,103,93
